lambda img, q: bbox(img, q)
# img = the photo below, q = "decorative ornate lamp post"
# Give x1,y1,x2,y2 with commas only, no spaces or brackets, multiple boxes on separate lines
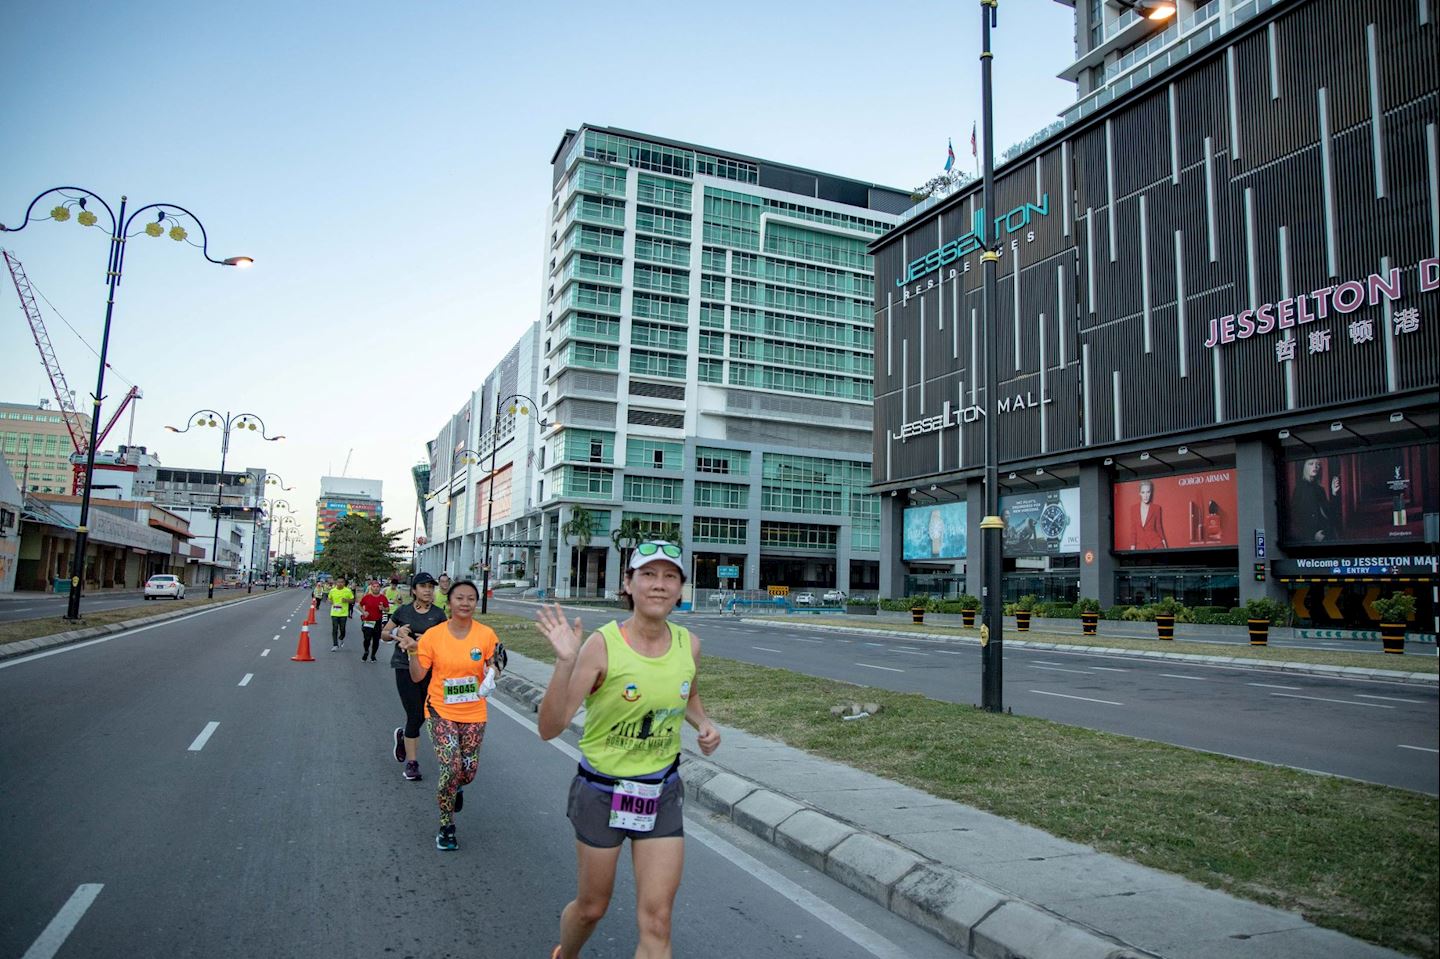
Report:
479,394,546,614
164,411,283,598
1,186,251,619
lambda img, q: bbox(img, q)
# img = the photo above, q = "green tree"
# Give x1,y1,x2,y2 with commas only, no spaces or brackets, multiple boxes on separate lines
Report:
314,514,407,582
610,516,645,570
561,506,595,593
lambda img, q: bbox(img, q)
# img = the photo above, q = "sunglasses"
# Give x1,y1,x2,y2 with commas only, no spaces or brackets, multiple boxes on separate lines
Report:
635,542,681,559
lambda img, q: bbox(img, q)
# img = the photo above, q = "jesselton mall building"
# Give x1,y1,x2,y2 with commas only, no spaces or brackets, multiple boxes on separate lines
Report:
871,0,1438,634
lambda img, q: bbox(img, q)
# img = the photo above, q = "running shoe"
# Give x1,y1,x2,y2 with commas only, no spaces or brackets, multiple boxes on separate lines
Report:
404,760,422,781
435,825,457,851
393,727,405,763
454,788,464,813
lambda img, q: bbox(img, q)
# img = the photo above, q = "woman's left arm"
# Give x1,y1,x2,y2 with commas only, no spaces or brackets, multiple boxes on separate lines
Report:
686,632,721,756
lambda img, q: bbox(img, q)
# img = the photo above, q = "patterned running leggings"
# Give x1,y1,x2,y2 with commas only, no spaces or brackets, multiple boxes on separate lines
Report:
429,717,486,826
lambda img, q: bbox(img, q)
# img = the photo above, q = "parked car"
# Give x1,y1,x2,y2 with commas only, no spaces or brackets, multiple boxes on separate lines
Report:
822,589,846,604
793,592,816,606
144,575,186,600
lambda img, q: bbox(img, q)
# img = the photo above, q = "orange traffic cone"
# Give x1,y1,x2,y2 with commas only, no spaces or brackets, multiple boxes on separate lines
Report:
304,605,316,626
291,622,315,662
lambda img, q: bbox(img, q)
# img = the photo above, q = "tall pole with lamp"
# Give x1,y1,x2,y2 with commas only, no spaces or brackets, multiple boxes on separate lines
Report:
440,448,480,578
258,497,292,592
1,187,251,620
250,473,292,591
481,393,543,614
978,0,1005,712
164,411,284,598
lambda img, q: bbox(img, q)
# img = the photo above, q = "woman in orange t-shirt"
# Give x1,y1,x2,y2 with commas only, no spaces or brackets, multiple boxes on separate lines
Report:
399,579,502,851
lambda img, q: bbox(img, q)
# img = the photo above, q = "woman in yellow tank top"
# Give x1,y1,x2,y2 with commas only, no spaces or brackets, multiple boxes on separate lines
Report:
537,541,720,959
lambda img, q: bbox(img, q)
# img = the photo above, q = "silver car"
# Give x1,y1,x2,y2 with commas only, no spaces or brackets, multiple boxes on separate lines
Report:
144,574,186,600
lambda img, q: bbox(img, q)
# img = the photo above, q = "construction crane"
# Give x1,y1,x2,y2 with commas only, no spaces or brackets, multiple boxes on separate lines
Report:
5,249,143,494
341,448,353,477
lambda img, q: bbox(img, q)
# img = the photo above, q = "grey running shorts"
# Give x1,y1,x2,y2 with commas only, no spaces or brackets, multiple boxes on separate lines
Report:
567,773,685,848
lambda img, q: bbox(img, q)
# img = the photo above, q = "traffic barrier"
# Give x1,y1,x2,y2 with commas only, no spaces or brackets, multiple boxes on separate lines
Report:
291,622,315,662
1155,613,1176,640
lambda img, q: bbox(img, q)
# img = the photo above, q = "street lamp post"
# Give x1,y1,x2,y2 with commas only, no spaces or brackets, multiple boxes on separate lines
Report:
2,187,251,620
250,473,292,592
165,410,283,598
257,497,292,592
978,0,1005,712
481,393,543,615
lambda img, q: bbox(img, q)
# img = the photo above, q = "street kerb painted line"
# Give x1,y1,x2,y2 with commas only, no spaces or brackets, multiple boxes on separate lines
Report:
21,883,103,959
485,698,917,959
0,594,274,670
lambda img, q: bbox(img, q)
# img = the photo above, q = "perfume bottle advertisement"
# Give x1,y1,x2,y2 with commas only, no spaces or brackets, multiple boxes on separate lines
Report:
1113,469,1239,552
1282,442,1437,547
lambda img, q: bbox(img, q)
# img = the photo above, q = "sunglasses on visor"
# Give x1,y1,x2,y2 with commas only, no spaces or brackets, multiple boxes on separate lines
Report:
635,542,682,559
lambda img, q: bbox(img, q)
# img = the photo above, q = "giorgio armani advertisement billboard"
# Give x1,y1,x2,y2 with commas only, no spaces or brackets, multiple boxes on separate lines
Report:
1113,469,1239,552
1282,443,1438,547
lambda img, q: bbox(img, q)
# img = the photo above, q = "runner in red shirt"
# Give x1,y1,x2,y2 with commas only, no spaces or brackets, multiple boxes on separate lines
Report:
358,581,390,662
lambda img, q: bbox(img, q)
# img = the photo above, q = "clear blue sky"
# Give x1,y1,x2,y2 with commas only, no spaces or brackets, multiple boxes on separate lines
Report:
1,0,1077,557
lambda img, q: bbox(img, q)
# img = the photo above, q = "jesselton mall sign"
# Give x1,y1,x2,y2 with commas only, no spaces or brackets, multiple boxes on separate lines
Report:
891,392,1052,442
1203,258,1438,351
895,195,1050,301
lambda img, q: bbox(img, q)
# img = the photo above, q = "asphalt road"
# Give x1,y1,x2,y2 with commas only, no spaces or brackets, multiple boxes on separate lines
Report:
0,587,281,624
493,599,1440,795
0,590,962,959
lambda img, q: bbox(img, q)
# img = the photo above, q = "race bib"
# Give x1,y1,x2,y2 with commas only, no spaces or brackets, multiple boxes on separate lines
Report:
443,675,480,704
608,779,663,832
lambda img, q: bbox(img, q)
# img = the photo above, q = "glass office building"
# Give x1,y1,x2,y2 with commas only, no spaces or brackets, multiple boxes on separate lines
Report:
538,125,912,597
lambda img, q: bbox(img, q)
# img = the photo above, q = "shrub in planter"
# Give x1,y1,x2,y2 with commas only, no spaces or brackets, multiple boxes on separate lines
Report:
1014,594,1038,612
1076,597,1103,614
1243,598,1289,626
1374,593,1417,654
957,594,980,626
1077,597,1102,635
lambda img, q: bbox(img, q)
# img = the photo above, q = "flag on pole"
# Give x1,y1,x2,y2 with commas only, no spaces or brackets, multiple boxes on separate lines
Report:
944,138,955,173
970,122,978,157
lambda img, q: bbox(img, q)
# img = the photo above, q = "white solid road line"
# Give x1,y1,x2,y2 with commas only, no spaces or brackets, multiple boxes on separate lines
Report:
1029,689,1125,706
1355,693,1426,705
487,699,916,959
261,649,271,657
238,673,253,687
1398,744,1440,753
1271,692,1393,708
752,646,784,653
21,883,103,959
1029,664,1090,675
188,721,220,751
1159,673,1208,681
1032,660,1068,666
1089,666,1129,672
791,637,823,644
856,662,904,672
1248,682,1303,691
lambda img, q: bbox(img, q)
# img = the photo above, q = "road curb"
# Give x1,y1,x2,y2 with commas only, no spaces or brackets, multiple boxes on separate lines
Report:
494,670,1153,958
740,619,1440,686
0,592,278,663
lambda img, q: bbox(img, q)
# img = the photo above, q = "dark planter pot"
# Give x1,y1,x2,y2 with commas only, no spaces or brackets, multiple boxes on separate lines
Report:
847,605,877,616
1015,610,1032,631
961,609,977,627
1155,613,1176,640
1380,622,1407,654
1081,611,1099,636
1247,618,1269,646
911,606,925,624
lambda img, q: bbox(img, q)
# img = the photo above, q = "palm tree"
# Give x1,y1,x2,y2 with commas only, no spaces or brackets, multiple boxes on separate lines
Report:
610,516,645,571
657,520,683,549
560,505,595,596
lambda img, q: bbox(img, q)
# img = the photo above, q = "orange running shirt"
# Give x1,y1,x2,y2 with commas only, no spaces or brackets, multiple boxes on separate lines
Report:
415,620,499,723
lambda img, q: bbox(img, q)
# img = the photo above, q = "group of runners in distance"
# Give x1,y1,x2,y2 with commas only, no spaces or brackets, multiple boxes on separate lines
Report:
310,541,721,958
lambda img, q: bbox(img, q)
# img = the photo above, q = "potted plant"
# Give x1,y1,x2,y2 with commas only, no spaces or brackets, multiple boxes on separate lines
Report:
1013,594,1037,632
1243,597,1287,646
1151,597,1184,640
846,596,878,616
1077,597,1102,636
958,593,980,628
1373,592,1416,655
910,597,927,624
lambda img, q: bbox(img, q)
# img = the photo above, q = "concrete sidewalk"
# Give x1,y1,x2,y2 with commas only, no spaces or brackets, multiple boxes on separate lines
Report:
498,650,1402,959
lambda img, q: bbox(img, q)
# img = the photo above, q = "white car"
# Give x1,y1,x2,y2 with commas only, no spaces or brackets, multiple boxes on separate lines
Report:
144,575,186,600
822,589,846,604
793,592,816,606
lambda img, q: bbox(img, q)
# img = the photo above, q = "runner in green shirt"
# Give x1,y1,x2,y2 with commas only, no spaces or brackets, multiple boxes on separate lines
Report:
328,577,356,650
434,573,452,613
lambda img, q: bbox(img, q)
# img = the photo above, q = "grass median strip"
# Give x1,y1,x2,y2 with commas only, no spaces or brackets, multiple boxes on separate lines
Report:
482,610,1438,957
0,593,255,648
796,615,1440,675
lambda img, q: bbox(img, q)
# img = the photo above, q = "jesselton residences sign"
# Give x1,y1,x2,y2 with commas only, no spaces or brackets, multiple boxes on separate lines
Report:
896,195,1050,299
1203,258,1438,349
